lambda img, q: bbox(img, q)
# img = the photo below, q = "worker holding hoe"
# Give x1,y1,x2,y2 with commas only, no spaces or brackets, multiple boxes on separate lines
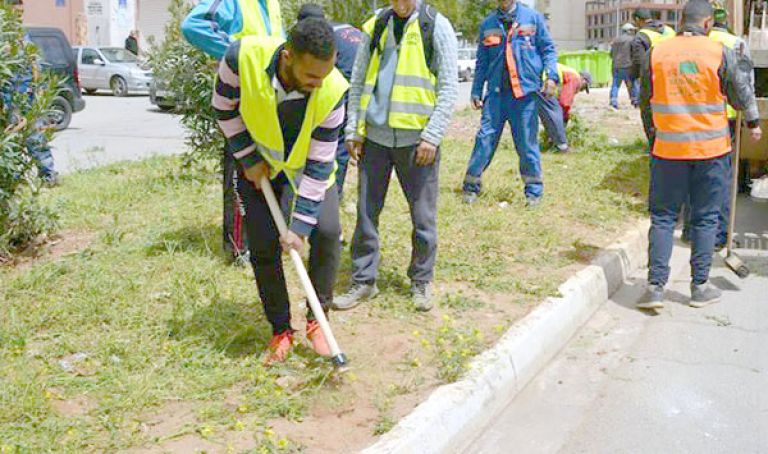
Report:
213,18,348,364
538,63,592,153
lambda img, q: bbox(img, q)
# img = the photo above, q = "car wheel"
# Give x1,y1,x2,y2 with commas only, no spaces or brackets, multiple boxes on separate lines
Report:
84,88,98,95
111,76,128,97
49,96,73,131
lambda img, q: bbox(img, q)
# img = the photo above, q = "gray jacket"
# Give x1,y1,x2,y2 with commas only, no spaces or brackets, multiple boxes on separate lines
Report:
610,33,633,70
345,6,458,148
639,27,760,143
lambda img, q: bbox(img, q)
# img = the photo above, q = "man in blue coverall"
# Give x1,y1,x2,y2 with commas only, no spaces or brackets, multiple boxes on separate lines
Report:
2,0,58,186
181,0,284,260
462,0,558,207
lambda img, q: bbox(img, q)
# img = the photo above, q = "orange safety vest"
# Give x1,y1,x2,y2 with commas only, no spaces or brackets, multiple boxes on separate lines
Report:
505,25,524,98
650,36,730,160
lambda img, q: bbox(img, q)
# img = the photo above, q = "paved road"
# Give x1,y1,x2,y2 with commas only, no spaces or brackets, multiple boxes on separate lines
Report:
51,94,186,175
467,198,768,453
51,84,475,176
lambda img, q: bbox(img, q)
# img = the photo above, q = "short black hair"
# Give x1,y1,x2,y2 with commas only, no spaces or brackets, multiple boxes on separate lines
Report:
287,17,335,61
682,0,714,25
297,3,325,21
633,8,651,20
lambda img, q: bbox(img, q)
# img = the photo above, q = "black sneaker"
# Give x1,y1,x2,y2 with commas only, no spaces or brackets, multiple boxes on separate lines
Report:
637,284,665,310
690,282,722,308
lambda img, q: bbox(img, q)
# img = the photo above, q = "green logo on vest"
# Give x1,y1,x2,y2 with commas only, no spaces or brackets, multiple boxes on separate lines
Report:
679,61,699,75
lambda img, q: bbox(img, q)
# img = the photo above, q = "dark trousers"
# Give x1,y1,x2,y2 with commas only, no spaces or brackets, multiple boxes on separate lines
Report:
238,174,341,334
336,138,351,199
350,140,439,284
648,155,730,286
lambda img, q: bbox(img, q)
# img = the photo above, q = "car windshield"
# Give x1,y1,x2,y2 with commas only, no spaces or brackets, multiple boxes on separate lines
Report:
100,48,137,63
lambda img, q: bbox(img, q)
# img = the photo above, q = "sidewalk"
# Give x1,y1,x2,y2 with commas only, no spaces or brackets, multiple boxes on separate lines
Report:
467,198,768,453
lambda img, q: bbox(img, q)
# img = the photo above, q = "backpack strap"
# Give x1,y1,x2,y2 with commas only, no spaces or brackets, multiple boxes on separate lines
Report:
419,3,438,75
369,8,394,57
368,5,439,75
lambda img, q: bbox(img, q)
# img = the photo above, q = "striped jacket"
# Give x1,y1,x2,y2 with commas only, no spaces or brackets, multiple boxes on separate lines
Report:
213,41,344,236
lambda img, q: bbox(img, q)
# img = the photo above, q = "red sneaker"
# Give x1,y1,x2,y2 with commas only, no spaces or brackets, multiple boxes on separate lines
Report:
306,320,331,357
263,330,294,366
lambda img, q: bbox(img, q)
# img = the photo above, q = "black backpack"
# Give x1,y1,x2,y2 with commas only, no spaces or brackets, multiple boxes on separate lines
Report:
368,3,439,75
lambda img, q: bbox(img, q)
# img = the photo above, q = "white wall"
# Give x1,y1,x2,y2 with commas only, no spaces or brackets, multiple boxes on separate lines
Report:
547,0,587,50
85,0,135,46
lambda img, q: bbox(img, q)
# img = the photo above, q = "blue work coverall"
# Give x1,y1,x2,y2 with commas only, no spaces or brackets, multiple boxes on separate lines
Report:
463,4,558,199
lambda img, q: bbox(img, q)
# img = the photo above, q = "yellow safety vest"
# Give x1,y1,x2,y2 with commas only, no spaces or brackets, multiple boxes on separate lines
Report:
542,63,579,95
238,36,348,190
357,11,438,138
709,28,740,119
233,0,284,40
640,25,676,47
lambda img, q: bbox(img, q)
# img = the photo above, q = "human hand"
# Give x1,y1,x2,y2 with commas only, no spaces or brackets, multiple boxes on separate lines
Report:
281,230,305,253
749,125,762,142
415,140,438,166
242,161,270,190
346,139,363,163
471,96,484,110
543,79,557,97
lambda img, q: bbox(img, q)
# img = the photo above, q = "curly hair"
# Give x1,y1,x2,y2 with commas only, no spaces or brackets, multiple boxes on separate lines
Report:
287,17,335,61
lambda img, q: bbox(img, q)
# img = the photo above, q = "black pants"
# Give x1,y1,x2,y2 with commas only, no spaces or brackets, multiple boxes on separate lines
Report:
238,173,341,334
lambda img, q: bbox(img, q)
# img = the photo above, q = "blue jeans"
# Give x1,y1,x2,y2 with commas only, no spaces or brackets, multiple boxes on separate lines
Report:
537,93,567,147
682,120,736,247
648,155,730,286
27,126,56,179
464,92,543,198
610,68,638,108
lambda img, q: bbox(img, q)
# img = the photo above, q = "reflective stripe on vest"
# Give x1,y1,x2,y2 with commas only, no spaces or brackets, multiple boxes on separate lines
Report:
504,26,525,98
238,36,348,189
357,11,438,138
709,29,739,119
640,25,675,47
650,36,730,160
233,0,284,40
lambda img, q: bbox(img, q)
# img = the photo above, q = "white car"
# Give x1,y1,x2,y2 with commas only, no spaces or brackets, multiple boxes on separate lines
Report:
73,46,153,97
458,48,476,82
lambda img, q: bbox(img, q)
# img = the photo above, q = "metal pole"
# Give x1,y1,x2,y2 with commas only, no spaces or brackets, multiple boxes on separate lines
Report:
616,0,620,38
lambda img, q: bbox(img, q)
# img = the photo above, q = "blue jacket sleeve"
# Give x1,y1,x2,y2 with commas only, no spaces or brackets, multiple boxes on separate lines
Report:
471,25,489,100
181,0,237,60
535,13,559,83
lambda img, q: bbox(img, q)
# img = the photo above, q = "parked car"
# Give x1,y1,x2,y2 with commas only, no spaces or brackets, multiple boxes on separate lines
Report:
458,48,476,82
25,27,85,131
149,78,180,112
73,46,153,97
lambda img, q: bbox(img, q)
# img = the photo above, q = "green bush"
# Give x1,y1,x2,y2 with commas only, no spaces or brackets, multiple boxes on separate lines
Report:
0,6,58,259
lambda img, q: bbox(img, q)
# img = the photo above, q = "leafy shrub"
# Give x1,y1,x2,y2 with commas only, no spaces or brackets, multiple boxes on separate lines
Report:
0,6,58,259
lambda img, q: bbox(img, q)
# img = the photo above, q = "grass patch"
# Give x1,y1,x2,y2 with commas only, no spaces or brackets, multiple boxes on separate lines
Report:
0,104,649,451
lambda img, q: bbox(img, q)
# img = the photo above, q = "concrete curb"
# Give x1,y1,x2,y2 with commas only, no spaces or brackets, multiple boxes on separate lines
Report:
363,220,650,454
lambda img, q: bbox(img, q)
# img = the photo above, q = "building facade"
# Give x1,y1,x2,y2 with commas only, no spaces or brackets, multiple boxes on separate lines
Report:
585,0,684,48
22,0,171,49
541,0,588,51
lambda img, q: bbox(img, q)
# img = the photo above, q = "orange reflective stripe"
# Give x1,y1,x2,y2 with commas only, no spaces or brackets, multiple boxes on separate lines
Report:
650,36,730,160
505,28,524,98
